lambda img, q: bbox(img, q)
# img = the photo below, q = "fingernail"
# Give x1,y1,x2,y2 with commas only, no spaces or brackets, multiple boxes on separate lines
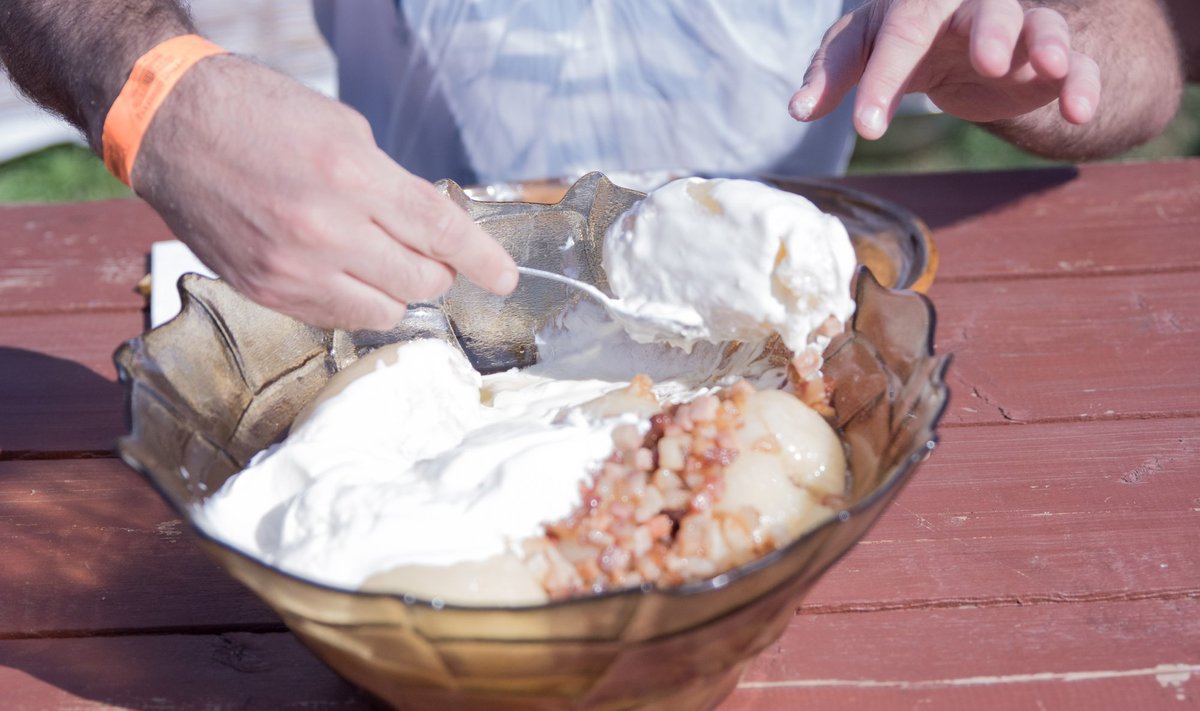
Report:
1045,45,1067,72
979,38,1007,62
789,93,817,121
858,105,885,136
1066,95,1093,122
492,265,519,295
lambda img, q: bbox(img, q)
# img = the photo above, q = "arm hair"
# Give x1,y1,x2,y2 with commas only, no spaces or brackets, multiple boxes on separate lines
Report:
983,0,1184,160
0,1,195,152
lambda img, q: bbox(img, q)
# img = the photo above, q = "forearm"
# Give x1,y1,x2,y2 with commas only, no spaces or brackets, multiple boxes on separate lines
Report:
0,1,195,152
985,0,1183,160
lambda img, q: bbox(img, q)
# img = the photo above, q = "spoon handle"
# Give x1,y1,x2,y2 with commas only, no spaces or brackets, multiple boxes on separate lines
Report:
516,266,614,306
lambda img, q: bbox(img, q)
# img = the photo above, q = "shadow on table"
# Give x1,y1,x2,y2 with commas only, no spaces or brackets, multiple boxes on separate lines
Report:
835,165,1080,231
0,347,124,456
0,634,370,709
0,347,370,708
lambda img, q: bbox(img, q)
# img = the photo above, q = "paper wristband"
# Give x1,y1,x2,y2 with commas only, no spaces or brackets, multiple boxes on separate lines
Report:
102,34,228,187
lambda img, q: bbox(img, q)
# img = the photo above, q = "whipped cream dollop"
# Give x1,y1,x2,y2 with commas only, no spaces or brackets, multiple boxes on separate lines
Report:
603,177,857,354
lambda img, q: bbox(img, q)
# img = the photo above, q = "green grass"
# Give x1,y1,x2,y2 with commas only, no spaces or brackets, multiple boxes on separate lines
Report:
1,85,1197,203
0,143,131,202
849,84,1200,174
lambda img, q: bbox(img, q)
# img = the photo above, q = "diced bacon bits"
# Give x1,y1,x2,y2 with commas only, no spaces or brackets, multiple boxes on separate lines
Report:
786,350,834,418
533,378,784,600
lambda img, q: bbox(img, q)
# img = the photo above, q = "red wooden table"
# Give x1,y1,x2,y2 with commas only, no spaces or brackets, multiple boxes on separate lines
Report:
1,159,1198,709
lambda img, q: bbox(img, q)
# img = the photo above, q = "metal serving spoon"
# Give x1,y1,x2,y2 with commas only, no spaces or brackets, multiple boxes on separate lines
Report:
516,266,689,341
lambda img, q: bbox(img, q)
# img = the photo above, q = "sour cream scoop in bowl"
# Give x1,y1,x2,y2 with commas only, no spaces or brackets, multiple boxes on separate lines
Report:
600,177,858,359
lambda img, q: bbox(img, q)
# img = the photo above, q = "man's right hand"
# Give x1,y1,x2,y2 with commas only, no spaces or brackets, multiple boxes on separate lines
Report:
134,55,518,331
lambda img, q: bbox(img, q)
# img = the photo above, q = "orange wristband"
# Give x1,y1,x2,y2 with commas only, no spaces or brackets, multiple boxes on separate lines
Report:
102,34,228,187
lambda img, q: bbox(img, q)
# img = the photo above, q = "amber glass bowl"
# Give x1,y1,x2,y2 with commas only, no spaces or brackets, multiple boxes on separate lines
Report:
114,173,950,710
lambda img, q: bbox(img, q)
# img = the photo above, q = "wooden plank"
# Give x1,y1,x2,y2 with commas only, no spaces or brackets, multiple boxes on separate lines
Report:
0,200,166,314
4,417,1196,637
930,270,1200,425
730,598,1200,710
0,307,142,378
0,311,144,455
839,160,1200,281
0,632,365,710
729,678,1199,711
804,417,1200,609
0,598,1194,710
734,598,1195,706
0,458,275,636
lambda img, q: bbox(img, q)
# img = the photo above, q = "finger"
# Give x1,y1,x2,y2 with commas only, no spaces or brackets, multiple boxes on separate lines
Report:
790,9,872,122
1020,7,1071,80
239,262,411,331
1059,51,1100,124
855,2,953,139
968,0,1025,78
338,221,457,305
317,272,412,331
374,168,518,296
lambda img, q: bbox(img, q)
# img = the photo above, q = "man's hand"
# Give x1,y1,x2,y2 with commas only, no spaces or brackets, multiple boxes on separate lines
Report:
790,0,1182,160
0,0,517,332
134,56,518,331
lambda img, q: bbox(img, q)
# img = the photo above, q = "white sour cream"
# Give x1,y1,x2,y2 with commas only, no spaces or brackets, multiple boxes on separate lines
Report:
603,177,857,355
196,339,629,591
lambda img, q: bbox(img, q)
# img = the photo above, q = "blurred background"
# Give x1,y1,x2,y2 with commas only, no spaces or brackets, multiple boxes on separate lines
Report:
1,0,1196,203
